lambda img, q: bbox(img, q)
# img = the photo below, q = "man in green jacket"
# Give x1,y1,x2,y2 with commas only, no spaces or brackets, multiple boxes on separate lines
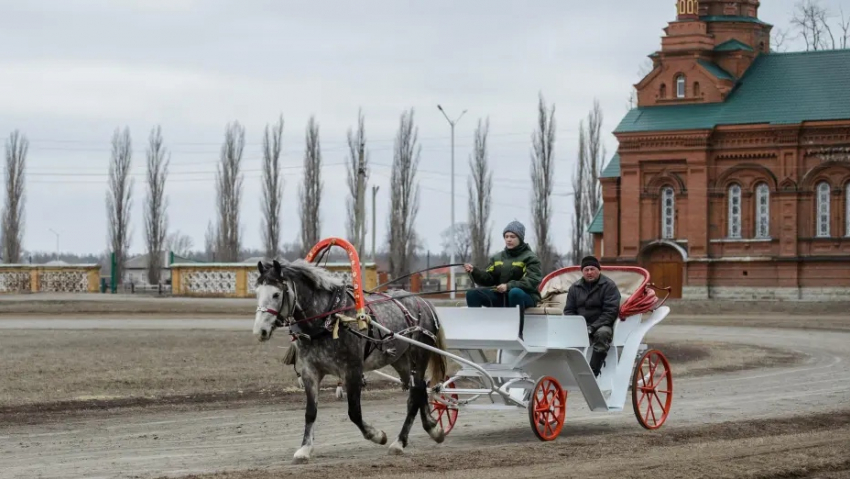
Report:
463,220,542,312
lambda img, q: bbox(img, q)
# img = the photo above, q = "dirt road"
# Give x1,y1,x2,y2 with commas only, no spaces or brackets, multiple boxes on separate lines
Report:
2,323,849,479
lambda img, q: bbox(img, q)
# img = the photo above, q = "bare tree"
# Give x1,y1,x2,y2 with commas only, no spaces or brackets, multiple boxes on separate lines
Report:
143,126,169,284
106,127,134,285
586,100,604,221
790,0,849,50
570,101,607,263
530,93,557,273
387,108,421,278
571,121,588,265
441,222,471,263
261,114,284,260
165,230,194,257
345,109,369,256
299,116,322,255
771,27,791,52
2,131,27,263
215,121,245,262
840,5,850,49
468,118,493,267
204,221,216,261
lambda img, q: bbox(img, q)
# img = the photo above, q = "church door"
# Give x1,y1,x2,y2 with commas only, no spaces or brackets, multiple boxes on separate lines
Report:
640,245,684,299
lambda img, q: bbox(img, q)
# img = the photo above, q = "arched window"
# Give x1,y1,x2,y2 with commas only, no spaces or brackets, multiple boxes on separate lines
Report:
755,183,770,238
693,82,701,97
661,186,675,239
846,183,850,237
659,83,667,99
676,75,686,98
816,181,830,237
728,184,742,238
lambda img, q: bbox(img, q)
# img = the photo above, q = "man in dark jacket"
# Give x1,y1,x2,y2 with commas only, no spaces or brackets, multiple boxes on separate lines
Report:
563,255,621,377
463,220,542,312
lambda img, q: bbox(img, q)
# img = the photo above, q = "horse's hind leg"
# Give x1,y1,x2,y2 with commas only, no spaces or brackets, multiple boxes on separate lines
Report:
417,354,446,444
389,360,443,454
293,365,322,464
345,369,387,446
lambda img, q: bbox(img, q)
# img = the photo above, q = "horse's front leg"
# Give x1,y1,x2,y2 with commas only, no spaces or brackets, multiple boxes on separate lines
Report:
345,369,387,446
293,366,322,464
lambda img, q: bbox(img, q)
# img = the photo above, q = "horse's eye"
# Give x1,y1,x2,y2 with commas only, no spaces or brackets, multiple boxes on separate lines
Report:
272,293,280,299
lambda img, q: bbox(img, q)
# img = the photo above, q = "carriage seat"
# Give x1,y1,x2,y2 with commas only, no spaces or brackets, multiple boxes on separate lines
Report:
525,267,649,316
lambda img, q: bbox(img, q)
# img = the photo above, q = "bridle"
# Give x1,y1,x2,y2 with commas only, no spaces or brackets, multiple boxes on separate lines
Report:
256,279,301,330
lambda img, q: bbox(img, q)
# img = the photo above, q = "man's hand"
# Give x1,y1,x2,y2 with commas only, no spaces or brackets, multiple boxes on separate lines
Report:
495,283,508,293
463,263,474,273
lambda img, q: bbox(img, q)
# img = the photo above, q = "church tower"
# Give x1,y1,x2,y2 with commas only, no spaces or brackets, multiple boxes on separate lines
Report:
634,0,773,107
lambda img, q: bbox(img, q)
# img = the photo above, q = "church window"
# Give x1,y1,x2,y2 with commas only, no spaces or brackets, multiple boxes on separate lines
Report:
755,183,770,238
816,181,830,237
693,81,701,97
676,75,686,98
661,186,675,239
659,83,667,98
728,184,742,238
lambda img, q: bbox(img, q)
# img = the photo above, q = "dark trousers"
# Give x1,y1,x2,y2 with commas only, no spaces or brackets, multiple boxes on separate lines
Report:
465,287,536,310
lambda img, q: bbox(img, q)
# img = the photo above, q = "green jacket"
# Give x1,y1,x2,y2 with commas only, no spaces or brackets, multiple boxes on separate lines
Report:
469,242,543,303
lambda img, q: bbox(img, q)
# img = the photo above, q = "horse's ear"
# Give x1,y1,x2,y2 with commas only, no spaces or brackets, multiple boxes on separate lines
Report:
273,260,282,277
257,261,265,274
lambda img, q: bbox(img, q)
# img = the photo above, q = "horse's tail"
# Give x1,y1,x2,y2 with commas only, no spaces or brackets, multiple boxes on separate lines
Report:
427,318,449,387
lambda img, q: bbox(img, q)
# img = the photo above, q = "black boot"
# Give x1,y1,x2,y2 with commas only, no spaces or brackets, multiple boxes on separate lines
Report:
590,350,607,377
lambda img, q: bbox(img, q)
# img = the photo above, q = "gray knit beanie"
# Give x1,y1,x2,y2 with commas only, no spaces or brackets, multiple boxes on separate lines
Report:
503,220,525,243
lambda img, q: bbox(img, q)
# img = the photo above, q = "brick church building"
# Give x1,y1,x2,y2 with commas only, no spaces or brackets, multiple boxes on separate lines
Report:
589,0,850,300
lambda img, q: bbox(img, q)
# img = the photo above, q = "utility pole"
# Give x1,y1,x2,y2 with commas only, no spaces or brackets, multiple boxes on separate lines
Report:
437,104,467,299
371,185,379,261
49,228,59,260
356,143,367,281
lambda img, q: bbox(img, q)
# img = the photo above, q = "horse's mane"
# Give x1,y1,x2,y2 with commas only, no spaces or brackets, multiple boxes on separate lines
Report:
258,258,344,292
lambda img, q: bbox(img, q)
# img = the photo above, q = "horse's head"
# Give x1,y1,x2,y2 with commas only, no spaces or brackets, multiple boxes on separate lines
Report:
253,258,346,342
253,259,295,341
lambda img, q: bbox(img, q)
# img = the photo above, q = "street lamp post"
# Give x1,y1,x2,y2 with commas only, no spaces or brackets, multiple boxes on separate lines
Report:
437,104,467,299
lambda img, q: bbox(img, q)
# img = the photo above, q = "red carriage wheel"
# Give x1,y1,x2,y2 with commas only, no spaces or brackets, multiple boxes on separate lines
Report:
528,376,567,441
429,379,459,435
632,349,673,430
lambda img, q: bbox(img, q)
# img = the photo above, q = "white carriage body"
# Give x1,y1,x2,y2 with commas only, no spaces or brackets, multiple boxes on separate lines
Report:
432,267,671,413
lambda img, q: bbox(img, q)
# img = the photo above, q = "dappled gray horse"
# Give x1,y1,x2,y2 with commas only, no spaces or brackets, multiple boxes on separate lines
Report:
252,259,448,463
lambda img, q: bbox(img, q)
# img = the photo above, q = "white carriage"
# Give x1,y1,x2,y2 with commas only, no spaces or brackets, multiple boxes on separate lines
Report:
422,266,674,441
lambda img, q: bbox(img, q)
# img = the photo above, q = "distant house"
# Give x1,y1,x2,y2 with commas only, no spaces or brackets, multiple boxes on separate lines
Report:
123,251,199,286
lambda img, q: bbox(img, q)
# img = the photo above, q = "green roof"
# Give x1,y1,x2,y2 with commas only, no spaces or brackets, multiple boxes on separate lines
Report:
600,153,620,178
614,49,850,134
588,206,604,234
697,59,736,80
714,39,754,52
700,15,771,26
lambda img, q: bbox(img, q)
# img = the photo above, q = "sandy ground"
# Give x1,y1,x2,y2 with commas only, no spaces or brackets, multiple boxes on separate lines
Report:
1,315,850,479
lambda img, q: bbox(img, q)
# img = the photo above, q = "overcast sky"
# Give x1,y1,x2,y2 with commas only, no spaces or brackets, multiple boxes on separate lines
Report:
0,0,825,259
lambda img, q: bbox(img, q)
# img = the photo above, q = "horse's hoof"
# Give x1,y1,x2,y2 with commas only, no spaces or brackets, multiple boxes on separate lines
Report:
427,425,446,444
293,445,312,464
388,439,405,455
